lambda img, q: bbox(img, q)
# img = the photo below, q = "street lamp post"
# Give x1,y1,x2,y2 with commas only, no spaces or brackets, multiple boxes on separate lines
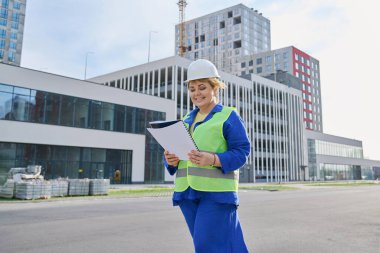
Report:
148,31,158,63
84,52,94,80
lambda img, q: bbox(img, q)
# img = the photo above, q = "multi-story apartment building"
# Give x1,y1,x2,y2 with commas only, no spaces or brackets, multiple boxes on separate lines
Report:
0,0,26,66
175,3,271,75
238,46,323,132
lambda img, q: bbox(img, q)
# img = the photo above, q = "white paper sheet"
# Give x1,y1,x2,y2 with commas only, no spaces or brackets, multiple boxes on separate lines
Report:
147,121,198,160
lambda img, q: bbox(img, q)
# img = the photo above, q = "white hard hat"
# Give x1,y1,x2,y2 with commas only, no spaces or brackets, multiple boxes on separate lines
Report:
186,59,220,82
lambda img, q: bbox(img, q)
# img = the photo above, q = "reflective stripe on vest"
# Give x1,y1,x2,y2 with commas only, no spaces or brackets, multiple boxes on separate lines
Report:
176,167,237,180
174,106,239,192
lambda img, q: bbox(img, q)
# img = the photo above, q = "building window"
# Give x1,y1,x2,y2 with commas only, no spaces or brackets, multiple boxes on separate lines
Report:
219,21,225,29
249,60,253,66
8,51,15,62
256,67,262,73
1,0,9,8
265,55,271,63
0,19,6,26
233,16,241,25
11,21,18,29
13,1,21,9
241,62,246,68
9,42,16,49
11,12,19,22
256,58,262,65
233,40,241,49
0,28,5,38
10,32,17,40
0,143,136,184
228,11,233,18
0,8,7,19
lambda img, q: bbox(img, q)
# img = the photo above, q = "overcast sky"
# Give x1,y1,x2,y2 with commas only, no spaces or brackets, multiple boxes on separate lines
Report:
21,0,380,160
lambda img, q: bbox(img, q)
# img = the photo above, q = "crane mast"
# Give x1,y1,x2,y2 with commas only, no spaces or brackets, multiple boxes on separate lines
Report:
177,0,187,57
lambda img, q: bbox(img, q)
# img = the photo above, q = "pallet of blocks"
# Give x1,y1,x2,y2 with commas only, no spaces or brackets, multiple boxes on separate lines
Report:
0,179,15,199
40,180,52,199
89,179,110,195
15,180,52,200
68,179,90,196
50,179,69,197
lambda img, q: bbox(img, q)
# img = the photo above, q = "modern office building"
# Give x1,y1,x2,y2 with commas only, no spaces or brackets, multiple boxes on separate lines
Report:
238,46,323,132
2,57,379,184
90,55,306,183
305,130,380,181
0,0,26,66
0,63,175,185
175,3,271,74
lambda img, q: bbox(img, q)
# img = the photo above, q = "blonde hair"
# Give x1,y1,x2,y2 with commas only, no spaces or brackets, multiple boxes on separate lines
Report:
188,77,225,90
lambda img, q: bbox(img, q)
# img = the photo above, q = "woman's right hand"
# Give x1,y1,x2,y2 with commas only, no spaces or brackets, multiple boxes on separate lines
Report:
164,150,180,167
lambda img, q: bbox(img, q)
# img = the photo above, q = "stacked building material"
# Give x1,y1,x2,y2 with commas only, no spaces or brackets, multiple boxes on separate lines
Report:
0,179,15,198
89,179,110,195
15,180,52,200
50,179,69,197
40,181,52,199
68,179,90,196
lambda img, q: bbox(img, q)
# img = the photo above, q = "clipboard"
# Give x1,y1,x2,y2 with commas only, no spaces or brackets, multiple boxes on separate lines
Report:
147,120,199,160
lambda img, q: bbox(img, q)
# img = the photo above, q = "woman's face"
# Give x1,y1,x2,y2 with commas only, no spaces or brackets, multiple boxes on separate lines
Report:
188,80,217,110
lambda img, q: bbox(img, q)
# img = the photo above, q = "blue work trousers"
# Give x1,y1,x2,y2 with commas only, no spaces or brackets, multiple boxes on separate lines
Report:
179,199,249,253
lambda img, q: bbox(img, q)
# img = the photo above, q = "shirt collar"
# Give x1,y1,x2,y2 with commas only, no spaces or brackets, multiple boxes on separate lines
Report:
184,103,223,124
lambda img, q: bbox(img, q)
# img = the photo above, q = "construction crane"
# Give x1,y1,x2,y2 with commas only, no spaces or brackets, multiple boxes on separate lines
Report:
177,0,187,57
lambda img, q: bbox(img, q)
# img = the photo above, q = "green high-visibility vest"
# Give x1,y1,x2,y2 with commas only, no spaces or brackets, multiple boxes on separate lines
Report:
174,106,239,192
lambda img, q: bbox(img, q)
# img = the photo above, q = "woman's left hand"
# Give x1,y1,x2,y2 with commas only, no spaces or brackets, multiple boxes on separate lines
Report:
188,150,214,166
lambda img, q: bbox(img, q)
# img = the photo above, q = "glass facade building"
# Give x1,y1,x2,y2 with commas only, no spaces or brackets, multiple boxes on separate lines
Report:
314,140,363,159
0,143,133,184
307,138,374,181
0,82,166,184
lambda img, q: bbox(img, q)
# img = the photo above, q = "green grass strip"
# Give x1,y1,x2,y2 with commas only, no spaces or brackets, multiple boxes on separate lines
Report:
239,185,298,191
108,187,173,197
306,181,379,187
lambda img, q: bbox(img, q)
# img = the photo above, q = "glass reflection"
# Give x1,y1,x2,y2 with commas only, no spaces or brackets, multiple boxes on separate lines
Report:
0,83,166,184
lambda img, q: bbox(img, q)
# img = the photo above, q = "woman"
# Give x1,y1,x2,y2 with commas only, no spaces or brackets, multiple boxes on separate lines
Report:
164,59,250,253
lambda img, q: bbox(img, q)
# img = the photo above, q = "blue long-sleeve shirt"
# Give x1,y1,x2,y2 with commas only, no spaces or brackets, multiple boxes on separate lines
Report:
164,104,251,206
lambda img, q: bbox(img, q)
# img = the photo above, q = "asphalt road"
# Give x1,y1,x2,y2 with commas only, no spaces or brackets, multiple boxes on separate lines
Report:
0,186,379,253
